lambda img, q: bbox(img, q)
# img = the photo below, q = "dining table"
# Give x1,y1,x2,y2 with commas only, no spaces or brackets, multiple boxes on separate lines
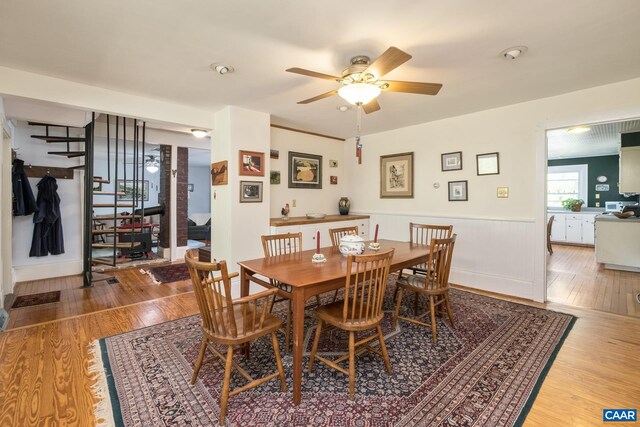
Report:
237,238,429,405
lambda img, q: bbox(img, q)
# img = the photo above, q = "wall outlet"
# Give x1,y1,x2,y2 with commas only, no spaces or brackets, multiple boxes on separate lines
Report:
292,199,296,207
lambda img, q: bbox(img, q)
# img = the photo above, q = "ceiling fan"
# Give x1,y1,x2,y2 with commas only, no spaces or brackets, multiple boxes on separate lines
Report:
286,46,442,114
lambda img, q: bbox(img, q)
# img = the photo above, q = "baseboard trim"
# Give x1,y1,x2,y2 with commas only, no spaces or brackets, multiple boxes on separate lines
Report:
450,268,533,300
13,261,83,282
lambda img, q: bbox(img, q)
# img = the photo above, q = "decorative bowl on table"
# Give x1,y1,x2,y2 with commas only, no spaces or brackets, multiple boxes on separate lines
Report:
613,211,634,219
339,234,366,256
306,213,326,219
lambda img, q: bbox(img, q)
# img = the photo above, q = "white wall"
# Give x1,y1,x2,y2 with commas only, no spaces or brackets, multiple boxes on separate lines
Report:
188,163,211,216
346,77,640,301
270,127,347,218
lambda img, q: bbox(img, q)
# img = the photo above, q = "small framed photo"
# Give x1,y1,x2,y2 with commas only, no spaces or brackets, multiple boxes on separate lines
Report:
476,152,500,175
497,187,509,198
289,151,322,189
441,151,462,171
211,160,228,186
380,152,414,198
448,180,468,201
270,170,281,185
187,183,194,192
240,181,263,203
270,149,279,159
330,175,338,184
239,150,265,176
329,160,338,167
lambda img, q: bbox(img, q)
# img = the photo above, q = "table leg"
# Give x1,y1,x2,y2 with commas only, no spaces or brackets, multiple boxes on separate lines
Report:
291,288,305,405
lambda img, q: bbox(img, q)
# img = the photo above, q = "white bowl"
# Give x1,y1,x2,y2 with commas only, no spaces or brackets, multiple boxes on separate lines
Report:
306,213,326,219
339,234,365,256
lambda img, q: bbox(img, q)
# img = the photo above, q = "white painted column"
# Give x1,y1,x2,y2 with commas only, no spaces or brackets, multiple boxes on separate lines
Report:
0,99,15,307
211,107,270,274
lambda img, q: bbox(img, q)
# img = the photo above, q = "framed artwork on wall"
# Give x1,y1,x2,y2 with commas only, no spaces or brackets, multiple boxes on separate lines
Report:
239,150,265,176
441,151,462,171
270,149,279,159
240,181,263,203
380,152,414,198
187,183,194,192
476,152,500,175
211,160,228,186
288,151,322,189
117,180,149,201
448,180,468,201
270,170,281,184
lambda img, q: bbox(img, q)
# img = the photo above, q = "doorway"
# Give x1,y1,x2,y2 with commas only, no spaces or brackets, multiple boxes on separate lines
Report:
545,119,640,317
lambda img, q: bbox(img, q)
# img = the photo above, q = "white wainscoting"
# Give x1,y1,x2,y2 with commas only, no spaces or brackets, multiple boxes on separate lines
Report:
13,260,82,282
357,212,537,300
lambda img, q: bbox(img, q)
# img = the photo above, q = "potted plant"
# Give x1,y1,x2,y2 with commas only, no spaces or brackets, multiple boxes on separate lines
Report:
561,198,584,212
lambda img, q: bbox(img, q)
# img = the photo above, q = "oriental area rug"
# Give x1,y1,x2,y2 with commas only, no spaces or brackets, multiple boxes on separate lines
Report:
92,285,575,427
142,263,190,284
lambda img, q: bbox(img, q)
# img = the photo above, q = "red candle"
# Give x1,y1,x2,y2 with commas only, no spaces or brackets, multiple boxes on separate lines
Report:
374,224,379,242
316,231,320,253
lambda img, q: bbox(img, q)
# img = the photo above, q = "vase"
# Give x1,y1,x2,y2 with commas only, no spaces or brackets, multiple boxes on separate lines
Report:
338,197,350,215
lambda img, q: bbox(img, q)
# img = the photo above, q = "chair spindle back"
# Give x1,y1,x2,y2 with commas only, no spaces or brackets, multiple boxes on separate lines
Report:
423,235,456,291
261,232,303,256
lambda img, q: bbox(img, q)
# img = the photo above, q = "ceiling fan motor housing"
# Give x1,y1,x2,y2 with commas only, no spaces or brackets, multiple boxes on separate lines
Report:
342,56,371,83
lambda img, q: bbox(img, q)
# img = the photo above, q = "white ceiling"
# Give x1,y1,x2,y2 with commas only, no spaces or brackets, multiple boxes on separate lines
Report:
1,0,640,138
547,119,640,160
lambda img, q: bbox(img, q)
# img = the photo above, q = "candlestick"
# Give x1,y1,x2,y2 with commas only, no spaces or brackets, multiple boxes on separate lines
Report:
316,231,320,253
374,224,379,242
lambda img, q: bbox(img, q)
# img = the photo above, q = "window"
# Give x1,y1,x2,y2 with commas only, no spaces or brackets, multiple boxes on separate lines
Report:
547,164,588,208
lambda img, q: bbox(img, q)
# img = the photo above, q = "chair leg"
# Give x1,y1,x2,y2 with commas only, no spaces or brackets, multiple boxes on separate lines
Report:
332,289,339,302
444,294,455,329
308,319,323,372
429,296,437,343
348,331,356,400
376,325,392,374
392,288,404,328
315,295,322,306
271,332,288,392
219,345,234,426
285,300,292,352
414,292,420,316
191,337,208,384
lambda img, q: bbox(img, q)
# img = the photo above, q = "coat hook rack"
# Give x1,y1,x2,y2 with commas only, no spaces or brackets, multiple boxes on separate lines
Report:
24,164,75,180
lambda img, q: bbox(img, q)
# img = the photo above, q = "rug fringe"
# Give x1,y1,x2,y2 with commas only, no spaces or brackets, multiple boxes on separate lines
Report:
89,340,116,427
140,268,160,285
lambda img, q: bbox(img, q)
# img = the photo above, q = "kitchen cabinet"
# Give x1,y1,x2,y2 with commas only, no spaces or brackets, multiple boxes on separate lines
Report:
595,215,640,271
619,146,640,193
548,212,597,245
270,215,370,252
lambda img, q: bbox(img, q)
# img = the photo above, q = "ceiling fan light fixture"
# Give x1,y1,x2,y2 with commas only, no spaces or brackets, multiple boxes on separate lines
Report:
145,156,160,173
338,83,382,105
190,129,208,138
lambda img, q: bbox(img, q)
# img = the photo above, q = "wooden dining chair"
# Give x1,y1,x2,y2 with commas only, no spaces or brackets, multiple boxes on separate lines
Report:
392,235,456,343
547,215,555,255
184,249,287,426
329,225,359,247
261,232,320,351
408,223,453,275
308,248,395,400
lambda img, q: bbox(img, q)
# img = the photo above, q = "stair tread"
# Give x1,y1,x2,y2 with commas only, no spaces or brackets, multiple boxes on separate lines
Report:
48,151,85,158
92,243,142,248
68,165,85,170
28,122,83,128
93,214,142,220
93,191,126,195
92,228,147,233
93,203,135,207
93,178,110,183
91,258,116,266
31,135,86,142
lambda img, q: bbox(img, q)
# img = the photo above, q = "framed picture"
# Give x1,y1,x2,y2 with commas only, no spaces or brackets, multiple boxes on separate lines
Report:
329,160,338,167
380,152,414,198
288,151,322,189
270,149,279,159
239,150,265,176
476,152,500,175
187,183,194,192
448,180,468,201
270,170,281,185
211,160,228,186
240,181,263,203
117,180,149,201
441,151,462,171
595,184,609,191
330,175,338,184
497,187,509,198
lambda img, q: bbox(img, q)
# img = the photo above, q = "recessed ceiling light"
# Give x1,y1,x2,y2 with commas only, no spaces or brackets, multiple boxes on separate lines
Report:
567,126,591,134
337,105,349,112
191,129,208,138
210,63,234,75
499,46,528,60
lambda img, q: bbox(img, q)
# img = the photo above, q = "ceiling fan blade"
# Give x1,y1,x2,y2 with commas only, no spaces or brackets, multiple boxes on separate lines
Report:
362,99,381,114
286,67,340,81
381,80,443,95
360,47,412,80
297,90,339,104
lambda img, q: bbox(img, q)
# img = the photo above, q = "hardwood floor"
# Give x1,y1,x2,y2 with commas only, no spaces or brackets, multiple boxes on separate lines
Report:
547,244,640,318
0,266,638,426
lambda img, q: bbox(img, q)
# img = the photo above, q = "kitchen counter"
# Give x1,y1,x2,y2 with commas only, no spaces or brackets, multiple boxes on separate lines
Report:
595,214,640,272
270,214,370,227
595,213,640,222
547,207,605,213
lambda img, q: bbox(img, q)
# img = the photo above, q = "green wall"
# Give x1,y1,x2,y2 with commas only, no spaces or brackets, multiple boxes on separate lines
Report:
548,155,639,207
621,131,640,147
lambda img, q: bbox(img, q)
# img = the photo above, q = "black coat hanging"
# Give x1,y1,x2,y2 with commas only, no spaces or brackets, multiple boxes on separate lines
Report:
29,175,65,257
12,158,37,216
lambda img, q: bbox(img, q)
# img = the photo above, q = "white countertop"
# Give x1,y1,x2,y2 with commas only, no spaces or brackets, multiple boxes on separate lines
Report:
595,213,640,222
